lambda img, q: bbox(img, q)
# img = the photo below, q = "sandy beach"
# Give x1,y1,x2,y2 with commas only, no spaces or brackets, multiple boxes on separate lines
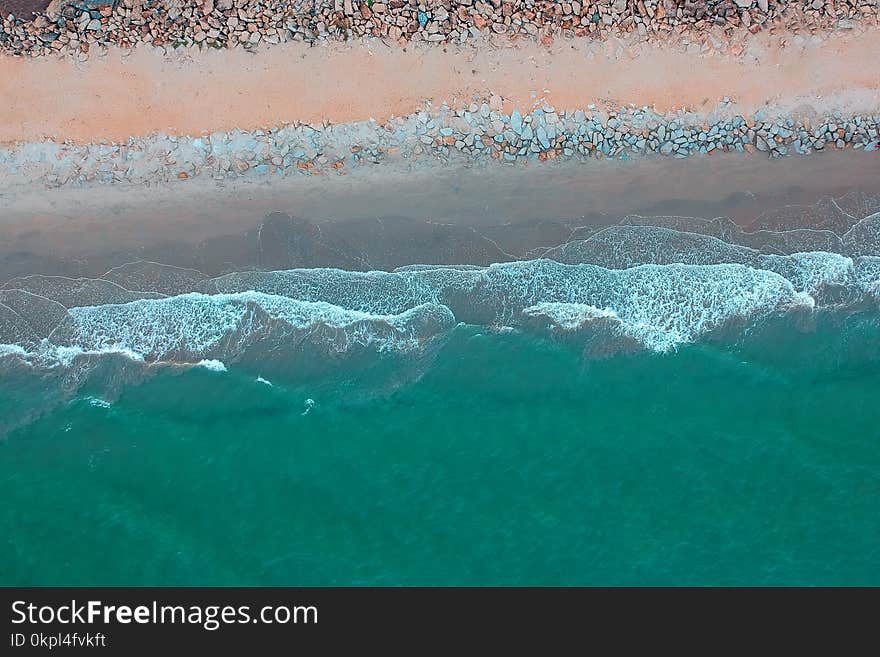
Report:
2,27,880,144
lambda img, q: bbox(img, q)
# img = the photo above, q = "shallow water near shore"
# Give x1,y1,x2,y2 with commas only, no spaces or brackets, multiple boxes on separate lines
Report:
2,158,879,585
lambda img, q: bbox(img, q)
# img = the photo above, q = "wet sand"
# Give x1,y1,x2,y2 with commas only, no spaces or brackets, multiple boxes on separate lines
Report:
2,150,878,281
2,27,880,144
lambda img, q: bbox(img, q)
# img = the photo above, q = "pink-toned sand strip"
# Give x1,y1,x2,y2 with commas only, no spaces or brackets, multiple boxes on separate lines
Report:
2,27,880,144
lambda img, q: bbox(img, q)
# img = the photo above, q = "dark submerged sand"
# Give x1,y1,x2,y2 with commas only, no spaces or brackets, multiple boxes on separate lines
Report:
1,151,878,281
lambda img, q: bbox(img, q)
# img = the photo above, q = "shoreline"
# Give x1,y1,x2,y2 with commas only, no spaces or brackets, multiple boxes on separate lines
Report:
3,0,880,591
3,151,878,281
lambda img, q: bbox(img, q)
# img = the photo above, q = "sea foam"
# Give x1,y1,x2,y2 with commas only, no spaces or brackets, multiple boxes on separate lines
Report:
198,359,228,372
0,223,877,373
1,218,879,436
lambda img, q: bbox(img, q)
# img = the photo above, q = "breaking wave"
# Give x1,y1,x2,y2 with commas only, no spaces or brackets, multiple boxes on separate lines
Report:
2,198,880,434
2,256,875,372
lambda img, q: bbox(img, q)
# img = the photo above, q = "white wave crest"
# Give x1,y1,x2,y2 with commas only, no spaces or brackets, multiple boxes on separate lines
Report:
198,359,228,372
855,256,880,299
3,247,875,366
758,252,856,296
510,262,809,351
39,292,455,365
522,303,619,330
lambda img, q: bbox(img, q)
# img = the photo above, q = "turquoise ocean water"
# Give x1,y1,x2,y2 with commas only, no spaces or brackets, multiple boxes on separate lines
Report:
2,215,879,585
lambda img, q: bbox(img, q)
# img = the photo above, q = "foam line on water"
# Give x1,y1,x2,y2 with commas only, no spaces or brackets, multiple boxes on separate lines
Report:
1,220,879,372
30,292,458,365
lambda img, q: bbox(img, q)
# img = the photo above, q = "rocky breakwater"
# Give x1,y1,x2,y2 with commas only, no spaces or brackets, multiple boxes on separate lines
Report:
1,0,879,57
1,101,879,188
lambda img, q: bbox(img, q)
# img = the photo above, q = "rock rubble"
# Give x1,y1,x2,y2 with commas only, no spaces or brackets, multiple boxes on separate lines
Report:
1,0,879,57
2,101,878,188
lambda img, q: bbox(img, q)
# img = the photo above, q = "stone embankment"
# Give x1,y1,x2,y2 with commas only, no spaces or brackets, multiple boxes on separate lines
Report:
2,0,878,58
2,101,878,188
